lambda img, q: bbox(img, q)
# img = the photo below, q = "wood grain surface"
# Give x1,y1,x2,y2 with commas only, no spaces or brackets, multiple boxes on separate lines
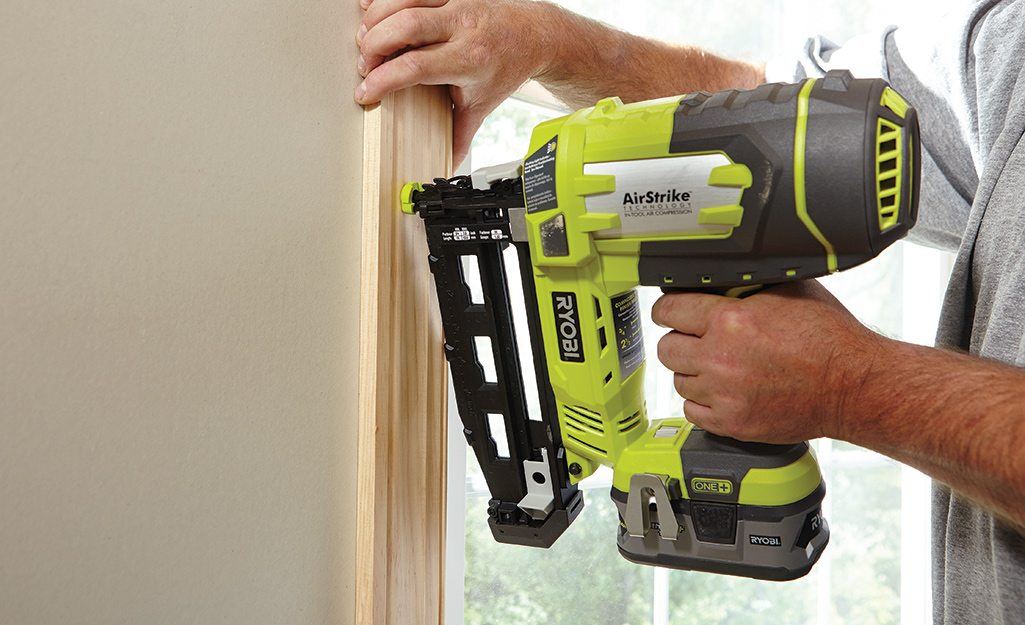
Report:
356,86,452,625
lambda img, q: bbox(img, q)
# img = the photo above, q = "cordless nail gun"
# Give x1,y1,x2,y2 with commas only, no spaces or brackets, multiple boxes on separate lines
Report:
402,69,920,581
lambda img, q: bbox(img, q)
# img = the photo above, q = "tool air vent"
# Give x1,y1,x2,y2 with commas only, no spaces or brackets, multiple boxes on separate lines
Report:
563,405,608,458
618,411,642,434
876,87,910,233
875,118,902,232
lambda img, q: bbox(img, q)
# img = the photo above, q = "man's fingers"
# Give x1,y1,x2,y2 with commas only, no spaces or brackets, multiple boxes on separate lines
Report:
673,372,709,403
656,330,701,376
360,7,455,75
651,292,733,337
682,399,716,432
361,0,449,35
452,105,488,167
357,45,455,104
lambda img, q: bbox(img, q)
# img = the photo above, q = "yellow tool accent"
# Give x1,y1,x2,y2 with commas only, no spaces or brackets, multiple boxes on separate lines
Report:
707,163,753,188
698,205,744,227
880,87,909,117
401,182,423,215
794,79,838,273
577,213,622,232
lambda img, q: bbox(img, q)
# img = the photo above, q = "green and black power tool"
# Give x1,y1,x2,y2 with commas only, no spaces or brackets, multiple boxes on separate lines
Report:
402,69,920,581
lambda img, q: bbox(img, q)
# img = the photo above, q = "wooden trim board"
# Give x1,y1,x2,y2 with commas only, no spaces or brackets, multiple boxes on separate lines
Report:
356,86,452,625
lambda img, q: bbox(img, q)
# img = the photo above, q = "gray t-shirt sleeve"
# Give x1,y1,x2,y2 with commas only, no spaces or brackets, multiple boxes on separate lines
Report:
765,7,986,253
771,4,1025,624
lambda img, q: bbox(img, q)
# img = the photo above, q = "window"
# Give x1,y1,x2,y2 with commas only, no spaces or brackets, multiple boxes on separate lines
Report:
444,2,958,623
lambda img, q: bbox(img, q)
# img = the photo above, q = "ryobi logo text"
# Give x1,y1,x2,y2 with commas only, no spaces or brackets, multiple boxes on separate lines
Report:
690,477,733,495
552,292,584,363
749,534,782,547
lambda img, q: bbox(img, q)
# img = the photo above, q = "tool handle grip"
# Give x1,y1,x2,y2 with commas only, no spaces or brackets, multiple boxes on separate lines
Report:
660,284,764,298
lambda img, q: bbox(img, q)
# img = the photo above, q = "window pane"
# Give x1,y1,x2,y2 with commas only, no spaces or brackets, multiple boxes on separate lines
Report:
666,570,817,624
469,98,558,169
464,489,654,625
827,461,902,623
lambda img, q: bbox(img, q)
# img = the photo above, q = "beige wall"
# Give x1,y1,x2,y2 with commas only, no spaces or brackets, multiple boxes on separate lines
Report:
1,1,363,623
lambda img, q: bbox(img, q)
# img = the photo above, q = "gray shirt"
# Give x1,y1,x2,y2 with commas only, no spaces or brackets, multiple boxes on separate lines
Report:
769,1,1025,621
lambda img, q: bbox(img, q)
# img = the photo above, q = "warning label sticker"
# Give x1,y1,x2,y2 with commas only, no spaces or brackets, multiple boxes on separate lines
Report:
611,290,644,380
523,137,559,213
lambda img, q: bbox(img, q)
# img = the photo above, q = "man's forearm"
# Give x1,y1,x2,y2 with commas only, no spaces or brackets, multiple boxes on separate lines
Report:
845,338,1025,529
531,2,765,109
652,281,1025,530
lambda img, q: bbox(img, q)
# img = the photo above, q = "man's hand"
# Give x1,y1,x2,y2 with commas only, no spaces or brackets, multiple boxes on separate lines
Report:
651,281,881,444
654,279,1025,529
354,0,766,167
355,0,553,165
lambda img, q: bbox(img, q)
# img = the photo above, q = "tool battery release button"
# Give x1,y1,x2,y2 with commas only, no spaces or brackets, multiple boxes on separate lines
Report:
692,502,738,545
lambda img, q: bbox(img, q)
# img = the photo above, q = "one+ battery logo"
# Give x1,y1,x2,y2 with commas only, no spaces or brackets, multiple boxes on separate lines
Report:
690,477,733,495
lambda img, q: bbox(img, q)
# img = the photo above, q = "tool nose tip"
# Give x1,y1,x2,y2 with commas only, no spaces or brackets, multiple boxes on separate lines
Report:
400,182,422,215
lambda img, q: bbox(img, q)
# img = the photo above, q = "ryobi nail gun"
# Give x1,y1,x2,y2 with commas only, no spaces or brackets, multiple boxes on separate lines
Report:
402,70,920,581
